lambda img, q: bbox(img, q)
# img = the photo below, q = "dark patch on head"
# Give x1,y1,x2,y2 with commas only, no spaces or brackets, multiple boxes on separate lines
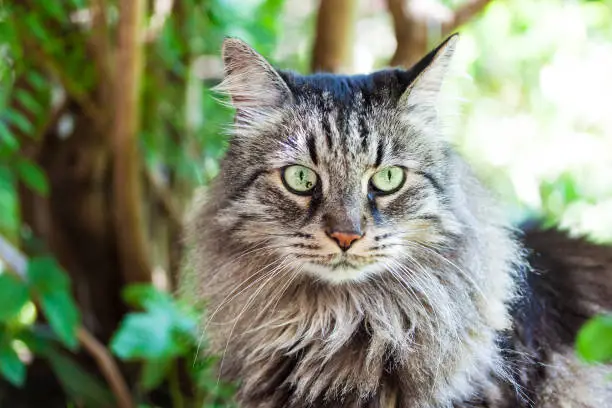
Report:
277,50,445,114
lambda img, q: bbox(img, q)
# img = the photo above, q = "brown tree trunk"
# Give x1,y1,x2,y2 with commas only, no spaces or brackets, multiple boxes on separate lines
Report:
311,0,357,73
112,0,151,285
387,0,428,68
18,101,125,343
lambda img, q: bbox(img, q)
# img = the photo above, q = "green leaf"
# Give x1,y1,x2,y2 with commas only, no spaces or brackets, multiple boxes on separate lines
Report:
0,338,26,387
44,347,114,406
16,159,49,195
27,257,80,349
26,71,48,92
122,283,166,309
140,358,172,391
111,285,197,360
14,89,43,115
576,314,612,363
5,109,35,135
38,291,80,350
111,311,178,359
23,14,48,44
0,121,19,151
0,273,30,322
40,1,65,21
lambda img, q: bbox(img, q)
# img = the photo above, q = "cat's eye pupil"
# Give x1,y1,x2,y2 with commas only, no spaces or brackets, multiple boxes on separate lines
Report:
371,166,405,194
282,165,318,195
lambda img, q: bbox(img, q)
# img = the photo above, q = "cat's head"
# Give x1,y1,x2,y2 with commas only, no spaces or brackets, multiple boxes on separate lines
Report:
214,36,463,283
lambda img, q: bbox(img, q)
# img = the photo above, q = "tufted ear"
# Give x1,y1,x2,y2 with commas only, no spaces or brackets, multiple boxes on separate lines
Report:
216,38,293,115
399,34,459,112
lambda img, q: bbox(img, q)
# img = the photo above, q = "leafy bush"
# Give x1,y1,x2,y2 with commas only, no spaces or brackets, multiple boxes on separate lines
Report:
0,250,236,406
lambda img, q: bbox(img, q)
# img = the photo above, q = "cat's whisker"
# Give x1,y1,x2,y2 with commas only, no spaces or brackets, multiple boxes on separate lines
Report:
203,252,288,329
394,253,463,333
405,241,489,305
387,259,442,329
387,238,487,304
384,261,430,324
251,260,304,322
386,258,455,401
246,263,305,333
195,252,290,363
196,246,299,347
216,255,293,388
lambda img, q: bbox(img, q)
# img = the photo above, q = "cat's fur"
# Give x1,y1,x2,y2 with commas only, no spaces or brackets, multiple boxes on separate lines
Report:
183,36,612,407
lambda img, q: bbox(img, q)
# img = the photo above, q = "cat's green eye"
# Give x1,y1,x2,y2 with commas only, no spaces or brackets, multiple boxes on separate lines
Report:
371,166,405,194
282,165,318,195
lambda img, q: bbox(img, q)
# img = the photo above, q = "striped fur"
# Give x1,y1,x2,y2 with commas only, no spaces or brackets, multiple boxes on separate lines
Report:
183,36,611,407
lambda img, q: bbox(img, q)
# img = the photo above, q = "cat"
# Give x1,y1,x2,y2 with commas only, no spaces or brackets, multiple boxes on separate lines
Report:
183,35,612,407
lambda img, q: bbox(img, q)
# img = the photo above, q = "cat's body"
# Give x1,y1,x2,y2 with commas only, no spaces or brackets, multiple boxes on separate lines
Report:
184,36,611,407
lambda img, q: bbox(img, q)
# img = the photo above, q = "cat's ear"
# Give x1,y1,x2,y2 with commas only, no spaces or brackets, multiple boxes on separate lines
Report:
217,38,292,113
399,34,458,111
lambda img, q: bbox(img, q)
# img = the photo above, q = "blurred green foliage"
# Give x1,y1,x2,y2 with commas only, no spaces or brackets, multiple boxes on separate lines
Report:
577,314,612,364
0,252,236,406
0,0,284,405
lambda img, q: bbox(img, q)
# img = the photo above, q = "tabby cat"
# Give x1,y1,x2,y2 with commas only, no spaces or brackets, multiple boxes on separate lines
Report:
184,35,612,407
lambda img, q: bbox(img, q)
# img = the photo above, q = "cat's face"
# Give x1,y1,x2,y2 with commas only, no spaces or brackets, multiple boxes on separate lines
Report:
216,37,462,283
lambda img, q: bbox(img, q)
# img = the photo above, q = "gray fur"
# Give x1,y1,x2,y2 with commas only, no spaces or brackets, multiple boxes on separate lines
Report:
183,37,611,407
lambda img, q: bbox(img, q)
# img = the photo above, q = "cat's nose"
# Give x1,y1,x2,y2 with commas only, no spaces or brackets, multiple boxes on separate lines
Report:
326,230,364,251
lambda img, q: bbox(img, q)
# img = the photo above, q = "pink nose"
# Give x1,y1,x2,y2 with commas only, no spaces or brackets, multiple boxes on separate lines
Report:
327,231,363,251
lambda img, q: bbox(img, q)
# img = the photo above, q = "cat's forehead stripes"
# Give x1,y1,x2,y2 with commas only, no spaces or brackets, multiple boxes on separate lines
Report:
288,87,382,171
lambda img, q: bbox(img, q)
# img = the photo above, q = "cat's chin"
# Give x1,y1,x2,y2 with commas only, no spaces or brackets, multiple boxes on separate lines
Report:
302,261,381,284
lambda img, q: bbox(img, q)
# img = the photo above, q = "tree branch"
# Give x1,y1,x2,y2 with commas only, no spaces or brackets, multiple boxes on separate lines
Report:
0,235,135,408
387,0,495,68
144,169,182,232
443,0,494,35
76,327,134,408
386,0,427,68
90,0,114,109
111,0,151,284
311,0,357,73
